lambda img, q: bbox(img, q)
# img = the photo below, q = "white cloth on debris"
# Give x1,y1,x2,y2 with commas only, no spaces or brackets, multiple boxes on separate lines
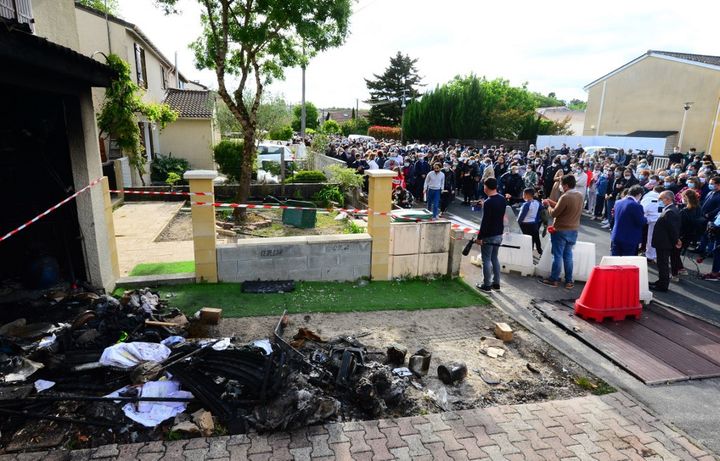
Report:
99,342,171,369
106,380,193,427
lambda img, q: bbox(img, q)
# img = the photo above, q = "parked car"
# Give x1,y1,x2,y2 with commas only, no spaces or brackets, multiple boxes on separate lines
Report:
582,146,620,158
348,134,375,142
256,143,295,167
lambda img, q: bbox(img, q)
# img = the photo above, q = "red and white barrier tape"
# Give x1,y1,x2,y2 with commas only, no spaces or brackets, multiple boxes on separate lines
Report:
0,178,104,244
110,190,212,196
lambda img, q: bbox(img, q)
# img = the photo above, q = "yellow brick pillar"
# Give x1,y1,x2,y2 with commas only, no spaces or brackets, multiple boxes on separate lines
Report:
101,176,120,280
184,170,218,283
366,169,396,280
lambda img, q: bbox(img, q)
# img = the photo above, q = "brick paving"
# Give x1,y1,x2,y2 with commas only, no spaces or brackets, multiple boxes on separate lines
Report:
0,393,714,460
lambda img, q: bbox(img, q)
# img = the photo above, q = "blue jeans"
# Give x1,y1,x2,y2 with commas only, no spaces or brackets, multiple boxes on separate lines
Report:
427,188,441,218
605,198,615,221
713,238,720,273
550,230,577,283
481,235,502,287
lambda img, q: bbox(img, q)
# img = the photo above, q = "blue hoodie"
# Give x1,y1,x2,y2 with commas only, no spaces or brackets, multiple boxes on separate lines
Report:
596,174,609,196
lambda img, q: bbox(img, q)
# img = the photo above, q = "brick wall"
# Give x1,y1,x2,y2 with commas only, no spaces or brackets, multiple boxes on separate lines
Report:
217,234,371,282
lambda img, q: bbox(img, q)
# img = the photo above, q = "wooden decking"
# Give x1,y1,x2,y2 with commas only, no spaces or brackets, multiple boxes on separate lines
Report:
534,300,720,385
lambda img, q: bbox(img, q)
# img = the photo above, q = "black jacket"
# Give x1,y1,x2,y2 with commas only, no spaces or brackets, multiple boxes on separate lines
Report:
652,204,681,250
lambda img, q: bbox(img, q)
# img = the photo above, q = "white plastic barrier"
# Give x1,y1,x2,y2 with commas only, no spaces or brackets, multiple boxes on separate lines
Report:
498,233,535,277
600,256,653,304
535,241,596,282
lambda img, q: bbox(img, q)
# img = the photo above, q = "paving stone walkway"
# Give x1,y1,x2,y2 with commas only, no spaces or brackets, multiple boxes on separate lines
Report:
1,393,714,460
113,202,193,276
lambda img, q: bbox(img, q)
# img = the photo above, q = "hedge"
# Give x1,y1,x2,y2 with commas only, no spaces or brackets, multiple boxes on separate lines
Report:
368,125,401,140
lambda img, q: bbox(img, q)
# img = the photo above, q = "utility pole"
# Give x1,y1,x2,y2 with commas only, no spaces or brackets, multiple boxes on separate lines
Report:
300,42,307,139
400,79,407,144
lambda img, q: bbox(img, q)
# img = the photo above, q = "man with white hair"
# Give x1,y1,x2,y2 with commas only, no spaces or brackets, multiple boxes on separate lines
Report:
650,190,681,292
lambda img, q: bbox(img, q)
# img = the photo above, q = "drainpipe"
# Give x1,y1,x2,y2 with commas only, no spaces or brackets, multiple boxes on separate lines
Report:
595,80,607,136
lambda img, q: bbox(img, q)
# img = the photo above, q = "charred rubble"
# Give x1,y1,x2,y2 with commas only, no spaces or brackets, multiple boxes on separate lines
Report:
0,288,413,452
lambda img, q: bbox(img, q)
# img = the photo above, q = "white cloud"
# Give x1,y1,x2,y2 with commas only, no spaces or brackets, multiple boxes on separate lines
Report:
119,0,720,108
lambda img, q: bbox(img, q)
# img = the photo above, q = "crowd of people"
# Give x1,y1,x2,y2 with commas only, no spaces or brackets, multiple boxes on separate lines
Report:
323,137,720,290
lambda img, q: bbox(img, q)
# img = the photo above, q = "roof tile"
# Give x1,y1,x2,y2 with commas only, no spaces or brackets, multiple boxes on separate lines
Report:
163,89,213,118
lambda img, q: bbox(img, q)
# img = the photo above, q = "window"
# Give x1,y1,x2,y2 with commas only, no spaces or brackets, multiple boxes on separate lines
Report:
134,43,147,89
161,68,168,90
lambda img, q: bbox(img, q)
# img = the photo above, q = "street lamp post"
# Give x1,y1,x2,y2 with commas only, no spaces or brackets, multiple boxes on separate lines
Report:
400,80,407,144
678,102,694,150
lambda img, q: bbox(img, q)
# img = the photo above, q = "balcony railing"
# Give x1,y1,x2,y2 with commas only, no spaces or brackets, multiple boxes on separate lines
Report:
0,0,33,31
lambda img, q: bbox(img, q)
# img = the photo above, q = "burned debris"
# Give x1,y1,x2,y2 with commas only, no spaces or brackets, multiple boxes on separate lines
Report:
0,289,416,453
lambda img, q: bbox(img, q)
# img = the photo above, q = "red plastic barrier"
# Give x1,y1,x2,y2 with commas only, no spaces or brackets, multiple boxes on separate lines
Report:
575,265,642,322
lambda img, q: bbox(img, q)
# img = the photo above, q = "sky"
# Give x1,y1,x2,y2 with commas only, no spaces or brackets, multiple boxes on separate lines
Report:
118,0,720,109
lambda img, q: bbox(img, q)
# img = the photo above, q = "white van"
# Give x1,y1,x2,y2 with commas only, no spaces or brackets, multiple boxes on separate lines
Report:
257,143,295,167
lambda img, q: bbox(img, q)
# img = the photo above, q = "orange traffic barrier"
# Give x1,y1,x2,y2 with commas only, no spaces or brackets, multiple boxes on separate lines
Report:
575,265,642,322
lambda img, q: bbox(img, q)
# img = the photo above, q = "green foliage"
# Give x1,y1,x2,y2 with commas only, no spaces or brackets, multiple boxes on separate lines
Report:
343,220,365,234
97,54,178,184
216,93,292,139
327,165,363,191
313,184,344,206
288,170,327,183
365,52,424,126
165,172,182,187
268,125,293,141
532,91,566,108
292,102,320,131
76,0,119,15
403,74,548,141
156,0,351,209
341,117,370,136
568,98,587,111
305,128,317,135
305,132,330,170
213,140,246,183
150,153,190,183
321,119,341,134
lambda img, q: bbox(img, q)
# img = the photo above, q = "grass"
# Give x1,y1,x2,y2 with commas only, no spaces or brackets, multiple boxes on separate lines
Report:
113,278,488,318
575,376,616,395
129,261,195,276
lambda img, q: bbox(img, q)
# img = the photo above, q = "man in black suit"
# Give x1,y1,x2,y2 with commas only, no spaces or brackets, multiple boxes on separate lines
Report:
650,191,681,292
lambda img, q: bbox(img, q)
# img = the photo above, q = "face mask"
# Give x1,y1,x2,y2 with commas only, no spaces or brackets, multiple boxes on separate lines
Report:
674,169,681,174
688,171,696,176
534,161,541,165
687,183,696,189
710,184,717,191
639,174,646,180
404,162,409,167
615,171,622,176
561,160,567,165
640,163,647,167
624,175,631,180
700,177,707,184
664,182,673,188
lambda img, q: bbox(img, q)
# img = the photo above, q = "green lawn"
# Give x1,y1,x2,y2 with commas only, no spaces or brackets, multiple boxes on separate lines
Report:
113,278,488,318
129,261,195,276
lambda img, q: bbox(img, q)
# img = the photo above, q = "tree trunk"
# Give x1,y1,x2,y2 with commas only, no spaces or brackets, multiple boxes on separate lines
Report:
233,131,256,223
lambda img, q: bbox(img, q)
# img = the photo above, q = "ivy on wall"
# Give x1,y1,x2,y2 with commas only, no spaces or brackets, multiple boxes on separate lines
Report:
97,54,178,184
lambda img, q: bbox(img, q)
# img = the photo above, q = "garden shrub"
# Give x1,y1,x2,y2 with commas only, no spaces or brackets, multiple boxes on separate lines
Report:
268,125,293,141
327,165,364,191
213,140,246,183
368,125,401,140
340,118,369,136
150,154,190,183
321,119,341,134
287,170,327,183
313,184,344,207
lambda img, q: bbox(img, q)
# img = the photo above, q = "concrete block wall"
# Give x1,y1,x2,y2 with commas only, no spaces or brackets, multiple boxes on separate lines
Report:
217,234,371,282
388,220,452,278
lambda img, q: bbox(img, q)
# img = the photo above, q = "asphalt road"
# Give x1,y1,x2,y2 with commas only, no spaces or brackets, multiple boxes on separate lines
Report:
443,197,720,325
443,195,720,454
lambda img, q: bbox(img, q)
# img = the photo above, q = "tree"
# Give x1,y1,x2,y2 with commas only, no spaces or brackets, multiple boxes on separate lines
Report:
156,0,351,220
76,0,119,15
216,93,292,138
568,99,587,111
532,91,565,108
365,52,423,126
321,119,340,134
291,102,319,131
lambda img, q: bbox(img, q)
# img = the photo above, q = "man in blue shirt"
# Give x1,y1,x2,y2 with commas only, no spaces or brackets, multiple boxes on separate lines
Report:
610,185,647,256
474,178,507,292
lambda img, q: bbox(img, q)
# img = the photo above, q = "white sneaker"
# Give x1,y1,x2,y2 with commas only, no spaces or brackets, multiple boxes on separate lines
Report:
600,219,609,224
671,276,680,282
601,223,610,229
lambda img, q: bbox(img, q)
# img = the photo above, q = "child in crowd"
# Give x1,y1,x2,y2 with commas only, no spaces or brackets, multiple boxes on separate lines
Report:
518,187,543,255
